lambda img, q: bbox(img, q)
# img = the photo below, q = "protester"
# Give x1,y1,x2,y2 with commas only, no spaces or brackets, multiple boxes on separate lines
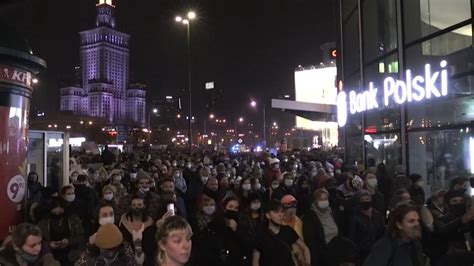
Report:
281,194,303,238
156,216,193,266
363,204,425,266
0,223,60,266
348,190,384,263
37,198,85,264
253,200,311,266
118,194,156,265
76,223,136,265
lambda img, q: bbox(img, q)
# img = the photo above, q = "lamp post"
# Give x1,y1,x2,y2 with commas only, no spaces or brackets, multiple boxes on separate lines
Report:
175,11,196,152
235,117,244,136
250,100,266,147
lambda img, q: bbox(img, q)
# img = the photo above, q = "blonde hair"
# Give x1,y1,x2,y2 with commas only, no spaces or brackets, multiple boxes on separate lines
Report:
156,216,193,264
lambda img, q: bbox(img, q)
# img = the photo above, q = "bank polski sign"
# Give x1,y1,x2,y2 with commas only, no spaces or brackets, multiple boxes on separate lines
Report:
336,60,448,127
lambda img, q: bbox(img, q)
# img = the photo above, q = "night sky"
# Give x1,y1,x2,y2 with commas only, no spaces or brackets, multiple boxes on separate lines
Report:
1,0,336,129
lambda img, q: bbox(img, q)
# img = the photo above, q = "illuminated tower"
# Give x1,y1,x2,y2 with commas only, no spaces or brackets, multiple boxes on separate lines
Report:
79,0,130,123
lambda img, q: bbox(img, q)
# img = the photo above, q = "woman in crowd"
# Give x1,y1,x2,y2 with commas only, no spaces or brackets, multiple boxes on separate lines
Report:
118,194,157,265
244,193,265,233
156,216,193,266
197,196,253,265
295,175,312,216
37,198,85,265
0,223,59,266
190,196,217,236
237,177,254,209
89,203,116,244
303,188,345,266
100,184,118,209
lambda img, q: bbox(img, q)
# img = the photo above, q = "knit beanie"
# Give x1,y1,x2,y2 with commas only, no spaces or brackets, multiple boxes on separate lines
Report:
95,223,123,249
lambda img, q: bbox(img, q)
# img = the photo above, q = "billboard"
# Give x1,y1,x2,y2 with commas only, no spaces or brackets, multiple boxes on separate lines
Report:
294,67,338,147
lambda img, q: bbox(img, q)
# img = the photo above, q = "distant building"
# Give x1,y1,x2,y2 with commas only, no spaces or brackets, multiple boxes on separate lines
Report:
60,0,146,127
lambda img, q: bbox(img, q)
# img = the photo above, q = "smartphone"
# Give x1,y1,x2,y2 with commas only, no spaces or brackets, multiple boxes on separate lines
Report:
167,203,175,216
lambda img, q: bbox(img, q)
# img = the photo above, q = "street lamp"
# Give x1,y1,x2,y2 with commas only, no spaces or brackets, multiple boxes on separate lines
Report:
176,11,196,152
250,100,266,147
235,117,244,136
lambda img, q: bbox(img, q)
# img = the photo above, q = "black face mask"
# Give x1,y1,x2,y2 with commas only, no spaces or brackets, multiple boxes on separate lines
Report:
131,208,144,217
450,203,467,216
360,201,372,211
225,210,239,221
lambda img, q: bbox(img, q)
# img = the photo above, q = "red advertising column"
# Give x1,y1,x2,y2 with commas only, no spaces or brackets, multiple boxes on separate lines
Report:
0,24,47,240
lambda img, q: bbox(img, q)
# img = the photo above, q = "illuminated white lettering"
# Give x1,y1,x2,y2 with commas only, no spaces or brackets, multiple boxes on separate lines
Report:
337,61,450,128
424,63,440,99
11,70,22,82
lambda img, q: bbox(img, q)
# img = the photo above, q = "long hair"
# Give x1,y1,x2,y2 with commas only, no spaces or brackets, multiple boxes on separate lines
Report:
156,216,193,264
386,204,418,239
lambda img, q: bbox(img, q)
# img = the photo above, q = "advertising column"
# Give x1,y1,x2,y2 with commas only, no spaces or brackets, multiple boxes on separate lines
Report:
0,28,47,239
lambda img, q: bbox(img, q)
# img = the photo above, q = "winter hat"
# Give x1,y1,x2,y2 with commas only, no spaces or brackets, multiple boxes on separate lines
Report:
95,223,123,249
409,174,423,184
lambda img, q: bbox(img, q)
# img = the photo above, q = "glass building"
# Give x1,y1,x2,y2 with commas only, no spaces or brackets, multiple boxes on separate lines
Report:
336,0,473,191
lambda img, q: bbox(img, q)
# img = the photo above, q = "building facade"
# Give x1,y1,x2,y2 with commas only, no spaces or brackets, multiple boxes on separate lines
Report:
60,0,146,127
336,0,473,191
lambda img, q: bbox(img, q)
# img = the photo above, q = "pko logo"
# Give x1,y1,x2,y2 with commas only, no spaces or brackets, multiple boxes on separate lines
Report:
336,60,449,127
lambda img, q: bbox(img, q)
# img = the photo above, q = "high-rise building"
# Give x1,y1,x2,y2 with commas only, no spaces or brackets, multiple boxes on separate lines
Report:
60,0,146,127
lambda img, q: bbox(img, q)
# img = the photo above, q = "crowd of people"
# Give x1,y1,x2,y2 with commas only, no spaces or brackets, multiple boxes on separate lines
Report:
2,146,474,266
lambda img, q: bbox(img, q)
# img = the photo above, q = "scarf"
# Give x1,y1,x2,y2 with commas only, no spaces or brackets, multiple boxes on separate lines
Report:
311,203,338,244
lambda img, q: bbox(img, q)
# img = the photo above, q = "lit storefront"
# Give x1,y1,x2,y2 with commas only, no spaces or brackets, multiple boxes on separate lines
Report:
336,0,473,191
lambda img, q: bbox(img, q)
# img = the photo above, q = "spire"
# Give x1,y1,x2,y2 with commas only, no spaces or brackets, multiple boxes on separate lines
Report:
96,0,116,28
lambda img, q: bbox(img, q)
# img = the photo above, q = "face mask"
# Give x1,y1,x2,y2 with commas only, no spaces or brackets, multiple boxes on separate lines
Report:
202,206,216,215
318,200,330,209
71,175,78,182
65,194,76,202
172,163,177,167
242,184,251,191
271,183,279,190
450,203,467,216
254,183,262,190
186,164,192,169
201,176,209,184
104,193,114,201
406,225,422,240
130,173,137,180
139,187,150,194
416,180,424,188
99,216,115,225
20,252,39,263
367,179,378,188
225,210,239,221
360,201,372,211
113,175,122,182
174,173,180,178
284,179,294,187
250,202,261,211
132,207,144,217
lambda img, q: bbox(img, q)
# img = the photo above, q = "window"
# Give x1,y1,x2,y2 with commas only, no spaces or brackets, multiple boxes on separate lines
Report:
403,0,472,43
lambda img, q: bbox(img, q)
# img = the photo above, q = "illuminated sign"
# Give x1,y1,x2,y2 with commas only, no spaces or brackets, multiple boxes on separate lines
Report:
337,61,449,127
0,65,33,89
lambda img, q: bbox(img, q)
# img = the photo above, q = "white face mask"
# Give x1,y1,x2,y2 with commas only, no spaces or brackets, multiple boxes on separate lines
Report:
253,183,262,190
130,173,137,180
202,205,216,215
284,179,294,187
140,187,150,193
99,216,115,226
271,183,280,190
416,180,424,188
318,200,329,209
65,194,76,203
250,202,261,211
104,193,114,201
71,175,78,182
367,178,378,188
242,184,252,191
201,176,209,184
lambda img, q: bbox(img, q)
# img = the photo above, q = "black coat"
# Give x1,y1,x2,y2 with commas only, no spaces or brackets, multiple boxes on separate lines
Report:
363,236,425,266
348,210,385,261
302,208,341,266
194,216,253,266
